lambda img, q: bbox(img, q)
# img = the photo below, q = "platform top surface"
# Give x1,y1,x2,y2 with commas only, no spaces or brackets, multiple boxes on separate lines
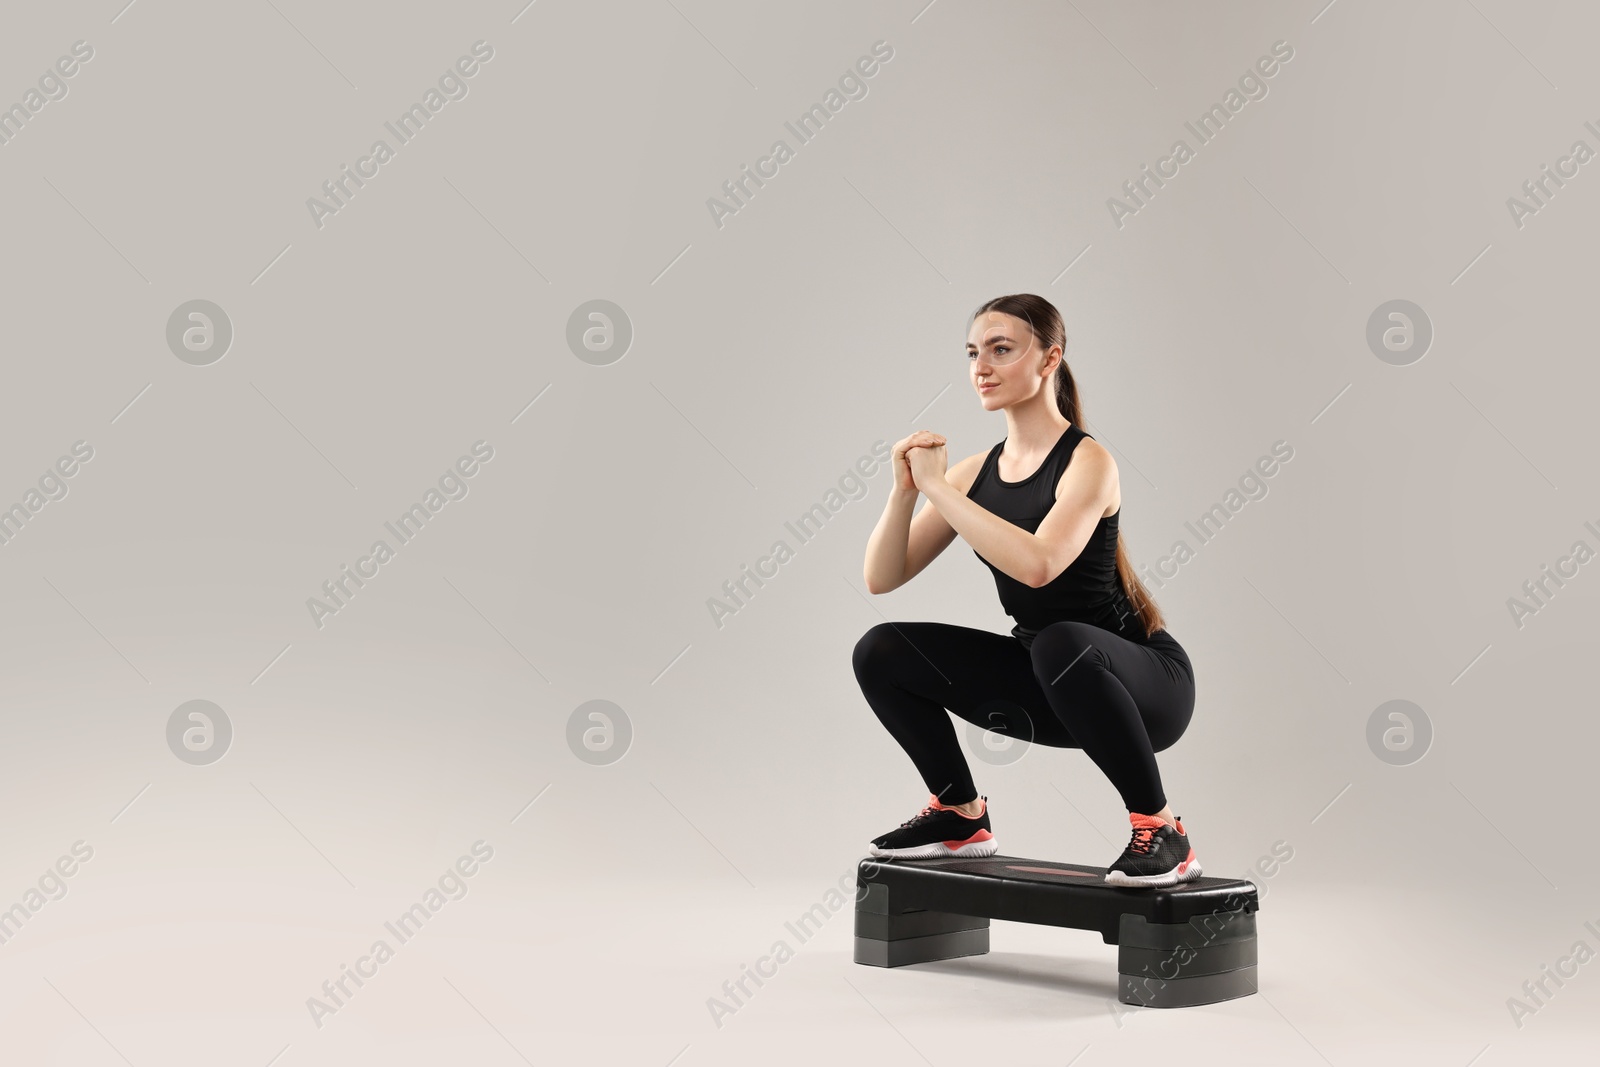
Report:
860,853,1257,894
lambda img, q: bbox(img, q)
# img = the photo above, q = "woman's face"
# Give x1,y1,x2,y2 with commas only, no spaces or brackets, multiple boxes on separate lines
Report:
967,311,1050,410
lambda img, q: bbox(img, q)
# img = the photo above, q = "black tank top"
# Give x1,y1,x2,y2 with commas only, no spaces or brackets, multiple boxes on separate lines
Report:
965,423,1146,648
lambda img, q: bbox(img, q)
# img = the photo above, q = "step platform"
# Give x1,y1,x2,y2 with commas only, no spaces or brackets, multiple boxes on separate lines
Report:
854,853,1259,1007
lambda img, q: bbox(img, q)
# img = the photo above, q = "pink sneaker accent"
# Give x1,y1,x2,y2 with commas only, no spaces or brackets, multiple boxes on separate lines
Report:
942,828,994,850
929,793,986,818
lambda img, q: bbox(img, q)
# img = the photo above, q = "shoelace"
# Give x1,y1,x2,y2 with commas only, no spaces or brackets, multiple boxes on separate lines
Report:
897,804,940,829
1125,825,1158,856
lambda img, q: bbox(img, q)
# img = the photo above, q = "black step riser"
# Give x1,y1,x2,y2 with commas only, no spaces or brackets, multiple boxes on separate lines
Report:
854,854,1261,1009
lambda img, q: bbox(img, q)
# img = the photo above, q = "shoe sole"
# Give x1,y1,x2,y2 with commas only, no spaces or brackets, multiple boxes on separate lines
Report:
867,837,999,860
1104,856,1203,888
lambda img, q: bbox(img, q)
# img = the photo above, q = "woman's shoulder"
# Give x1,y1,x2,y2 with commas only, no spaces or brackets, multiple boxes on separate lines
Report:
1074,433,1118,478
1053,432,1118,502
1068,427,1111,464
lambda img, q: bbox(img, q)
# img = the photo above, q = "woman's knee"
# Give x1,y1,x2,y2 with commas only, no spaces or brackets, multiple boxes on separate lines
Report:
852,621,906,682
1148,685,1197,752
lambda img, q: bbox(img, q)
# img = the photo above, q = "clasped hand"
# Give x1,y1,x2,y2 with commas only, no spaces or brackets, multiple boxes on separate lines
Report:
891,431,947,494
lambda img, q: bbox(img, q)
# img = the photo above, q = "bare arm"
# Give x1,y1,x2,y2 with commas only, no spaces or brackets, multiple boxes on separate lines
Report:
863,445,983,594
917,438,1118,589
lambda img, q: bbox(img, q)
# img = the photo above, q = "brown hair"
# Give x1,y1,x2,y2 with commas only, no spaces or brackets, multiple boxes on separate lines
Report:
970,293,1166,638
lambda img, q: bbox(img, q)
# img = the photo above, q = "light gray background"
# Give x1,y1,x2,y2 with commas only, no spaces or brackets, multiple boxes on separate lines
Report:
1,0,1596,1063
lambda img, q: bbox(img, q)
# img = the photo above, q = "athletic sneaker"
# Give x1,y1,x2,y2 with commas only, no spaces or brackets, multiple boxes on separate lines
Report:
868,793,998,859
1103,812,1202,888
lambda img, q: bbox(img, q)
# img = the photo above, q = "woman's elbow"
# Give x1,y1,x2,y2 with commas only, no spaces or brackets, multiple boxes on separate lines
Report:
1029,553,1062,589
865,569,902,595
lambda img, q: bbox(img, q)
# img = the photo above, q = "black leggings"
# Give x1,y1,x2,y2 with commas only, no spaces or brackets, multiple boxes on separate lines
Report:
852,620,1196,814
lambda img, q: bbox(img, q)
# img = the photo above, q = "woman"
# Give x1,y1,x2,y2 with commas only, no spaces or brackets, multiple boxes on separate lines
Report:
854,293,1199,888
